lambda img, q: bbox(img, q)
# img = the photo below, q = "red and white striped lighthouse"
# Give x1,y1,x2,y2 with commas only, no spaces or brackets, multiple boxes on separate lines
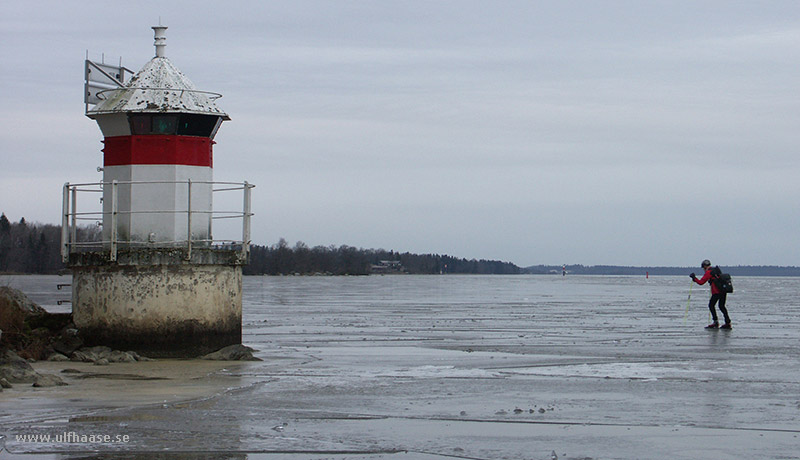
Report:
64,26,253,357
87,26,228,246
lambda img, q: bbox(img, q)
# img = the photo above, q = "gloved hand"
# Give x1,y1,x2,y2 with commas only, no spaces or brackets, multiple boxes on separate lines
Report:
690,273,696,280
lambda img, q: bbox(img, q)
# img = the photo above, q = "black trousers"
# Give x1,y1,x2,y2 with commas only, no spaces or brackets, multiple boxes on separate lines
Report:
709,293,731,323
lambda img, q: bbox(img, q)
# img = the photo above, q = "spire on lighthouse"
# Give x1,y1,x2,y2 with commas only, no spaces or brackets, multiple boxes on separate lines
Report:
87,25,229,120
153,25,167,58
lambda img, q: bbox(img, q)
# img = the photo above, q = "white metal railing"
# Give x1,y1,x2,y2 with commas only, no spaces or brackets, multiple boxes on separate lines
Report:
95,86,223,101
87,86,224,116
61,180,254,263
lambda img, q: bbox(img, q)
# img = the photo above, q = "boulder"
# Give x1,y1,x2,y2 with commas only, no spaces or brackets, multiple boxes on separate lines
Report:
0,377,12,388
1,287,45,353
126,350,150,362
201,344,261,361
32,373,67,387
47,353,70,362
0,350,39,383
84,346,113,356
52,329,83,356
69,346,146,364
0,286,47,316
71,349,103,363
107,350,137,363
70,350,95,363
0,287,71,360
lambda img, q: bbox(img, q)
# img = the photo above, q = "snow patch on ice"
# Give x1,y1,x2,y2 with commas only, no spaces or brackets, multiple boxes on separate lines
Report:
376,365,502,379
503,361,721,381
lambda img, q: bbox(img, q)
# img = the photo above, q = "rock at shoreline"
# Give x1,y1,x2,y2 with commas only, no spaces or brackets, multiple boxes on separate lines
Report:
0,286,47,358
109,350,138,363
0,349,67,387
47,352,70,362
0,350,39,383
70,346,147,364
52,328,83,356
1,286,72,360
33,373,67,387
201,344,261,361
0,286,47,316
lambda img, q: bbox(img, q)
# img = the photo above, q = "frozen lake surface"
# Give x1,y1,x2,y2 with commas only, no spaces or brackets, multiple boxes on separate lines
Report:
2,274,799,459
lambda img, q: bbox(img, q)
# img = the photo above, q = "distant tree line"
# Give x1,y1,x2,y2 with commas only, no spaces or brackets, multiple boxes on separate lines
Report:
0,214,519,276
525,264,800,277
244,238,521,275
0,214,65,274
3,213,797,277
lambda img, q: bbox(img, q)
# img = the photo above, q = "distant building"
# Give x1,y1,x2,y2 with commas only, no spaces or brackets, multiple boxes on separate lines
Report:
370,260,405,274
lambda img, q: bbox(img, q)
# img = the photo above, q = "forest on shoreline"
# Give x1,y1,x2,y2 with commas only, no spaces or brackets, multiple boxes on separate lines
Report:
0,215,519,275
2,214,798,276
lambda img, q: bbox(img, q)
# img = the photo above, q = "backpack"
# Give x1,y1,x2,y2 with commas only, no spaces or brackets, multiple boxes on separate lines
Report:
710,266,734,293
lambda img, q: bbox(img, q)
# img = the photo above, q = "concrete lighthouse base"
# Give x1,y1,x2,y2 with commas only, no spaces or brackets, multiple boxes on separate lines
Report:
69,249,245,357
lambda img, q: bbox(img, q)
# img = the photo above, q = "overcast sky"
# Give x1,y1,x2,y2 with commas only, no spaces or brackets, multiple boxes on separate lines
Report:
1,1,798,267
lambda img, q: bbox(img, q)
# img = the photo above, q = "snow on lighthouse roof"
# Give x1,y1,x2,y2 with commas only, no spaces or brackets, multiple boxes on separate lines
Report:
87,26,230,120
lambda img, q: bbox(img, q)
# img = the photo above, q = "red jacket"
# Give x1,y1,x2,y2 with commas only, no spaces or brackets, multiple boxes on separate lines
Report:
694,268,720,294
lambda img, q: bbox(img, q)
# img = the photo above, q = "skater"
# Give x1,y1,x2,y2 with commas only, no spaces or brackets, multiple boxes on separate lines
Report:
690,259,732,329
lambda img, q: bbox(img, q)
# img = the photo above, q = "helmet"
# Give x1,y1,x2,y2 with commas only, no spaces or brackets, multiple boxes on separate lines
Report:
701,259,711,268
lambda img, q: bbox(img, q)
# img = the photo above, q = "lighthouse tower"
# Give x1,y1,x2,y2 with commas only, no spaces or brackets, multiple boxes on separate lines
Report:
63,26,253,357
90,26,227,246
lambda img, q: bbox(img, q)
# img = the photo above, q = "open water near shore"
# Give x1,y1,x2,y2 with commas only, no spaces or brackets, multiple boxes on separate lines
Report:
1,274,799,459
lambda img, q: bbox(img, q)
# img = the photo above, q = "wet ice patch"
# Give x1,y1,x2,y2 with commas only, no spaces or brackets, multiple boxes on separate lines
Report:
377,365,501,379
503,361,720,381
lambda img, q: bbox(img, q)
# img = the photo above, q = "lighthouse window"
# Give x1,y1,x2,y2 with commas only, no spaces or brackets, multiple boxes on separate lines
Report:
152,115,178,134
128,114,178,135
128,113,219,137
177,114,220,137
129,115,151,134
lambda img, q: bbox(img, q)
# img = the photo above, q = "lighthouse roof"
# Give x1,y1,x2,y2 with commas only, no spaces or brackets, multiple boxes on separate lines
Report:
87,56,230,120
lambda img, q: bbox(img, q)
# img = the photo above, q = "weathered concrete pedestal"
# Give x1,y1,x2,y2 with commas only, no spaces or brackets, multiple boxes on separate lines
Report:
69,249,245,357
